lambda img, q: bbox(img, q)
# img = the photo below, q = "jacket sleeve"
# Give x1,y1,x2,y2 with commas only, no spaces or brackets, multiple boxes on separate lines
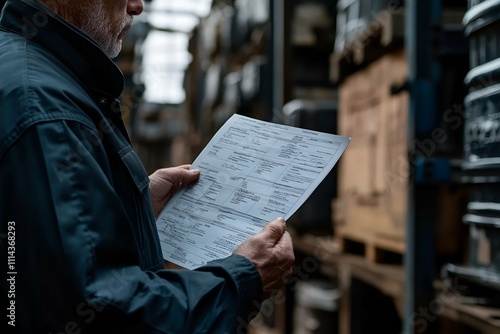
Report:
0,120,263,334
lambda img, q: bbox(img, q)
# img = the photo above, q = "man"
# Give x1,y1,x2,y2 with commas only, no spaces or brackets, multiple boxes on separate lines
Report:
0,0,295,333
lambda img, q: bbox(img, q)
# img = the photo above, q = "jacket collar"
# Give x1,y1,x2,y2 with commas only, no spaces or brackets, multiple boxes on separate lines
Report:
0,0,124,99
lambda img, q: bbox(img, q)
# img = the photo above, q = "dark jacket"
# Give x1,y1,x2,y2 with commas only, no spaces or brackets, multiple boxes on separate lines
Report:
0,0,262,332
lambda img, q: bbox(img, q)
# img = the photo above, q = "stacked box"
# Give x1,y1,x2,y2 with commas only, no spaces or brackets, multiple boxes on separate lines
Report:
333,49,409,256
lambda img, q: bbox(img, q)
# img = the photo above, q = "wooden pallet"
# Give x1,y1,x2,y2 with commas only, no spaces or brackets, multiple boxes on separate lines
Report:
337,231,404,265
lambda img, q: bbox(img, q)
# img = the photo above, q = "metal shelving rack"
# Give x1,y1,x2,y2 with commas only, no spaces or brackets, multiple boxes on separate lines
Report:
328,1,476,333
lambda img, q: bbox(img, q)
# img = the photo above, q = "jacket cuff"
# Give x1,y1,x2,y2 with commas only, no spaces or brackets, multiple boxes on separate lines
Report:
197,254,263,328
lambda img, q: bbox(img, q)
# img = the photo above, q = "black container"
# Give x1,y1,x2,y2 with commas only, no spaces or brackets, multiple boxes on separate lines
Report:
463,0,500,88
463,84,500,164
465,171,500,209
461,168,500,217
468,19,500,69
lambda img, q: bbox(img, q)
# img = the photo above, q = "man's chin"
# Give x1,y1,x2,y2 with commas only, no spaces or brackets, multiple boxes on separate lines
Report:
107,42,123,59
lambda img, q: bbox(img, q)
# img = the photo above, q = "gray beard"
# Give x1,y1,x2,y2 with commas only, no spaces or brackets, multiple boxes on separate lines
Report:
71,1,125,58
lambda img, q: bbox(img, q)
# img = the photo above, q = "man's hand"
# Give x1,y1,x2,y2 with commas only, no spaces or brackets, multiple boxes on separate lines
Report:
234,217,295,300
149,165,200,218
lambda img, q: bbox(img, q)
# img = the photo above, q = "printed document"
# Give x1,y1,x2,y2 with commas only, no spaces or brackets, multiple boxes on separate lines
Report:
157,114,350,269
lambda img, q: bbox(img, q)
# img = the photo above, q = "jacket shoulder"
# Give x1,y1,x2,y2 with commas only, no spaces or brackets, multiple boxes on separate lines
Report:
0,30,95,109
0,31,98,157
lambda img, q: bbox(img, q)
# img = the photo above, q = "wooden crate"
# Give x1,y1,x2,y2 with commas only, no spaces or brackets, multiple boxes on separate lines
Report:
333,49,409,259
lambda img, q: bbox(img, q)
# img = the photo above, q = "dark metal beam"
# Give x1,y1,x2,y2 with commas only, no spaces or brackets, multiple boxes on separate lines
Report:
405,1,443,333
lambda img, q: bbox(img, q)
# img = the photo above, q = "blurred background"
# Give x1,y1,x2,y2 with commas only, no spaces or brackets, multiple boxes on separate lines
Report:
3,0,500,333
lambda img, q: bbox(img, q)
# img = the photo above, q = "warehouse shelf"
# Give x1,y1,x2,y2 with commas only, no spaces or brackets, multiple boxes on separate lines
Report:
440,296,500,334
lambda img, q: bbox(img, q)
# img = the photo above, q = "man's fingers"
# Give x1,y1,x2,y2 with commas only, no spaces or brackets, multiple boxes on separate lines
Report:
259,218,286,245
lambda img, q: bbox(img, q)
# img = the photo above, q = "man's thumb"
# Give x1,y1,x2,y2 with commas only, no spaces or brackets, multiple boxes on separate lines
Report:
260,217,286,244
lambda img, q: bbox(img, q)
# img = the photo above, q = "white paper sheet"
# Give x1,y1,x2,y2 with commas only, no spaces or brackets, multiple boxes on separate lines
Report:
156,114,350,269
